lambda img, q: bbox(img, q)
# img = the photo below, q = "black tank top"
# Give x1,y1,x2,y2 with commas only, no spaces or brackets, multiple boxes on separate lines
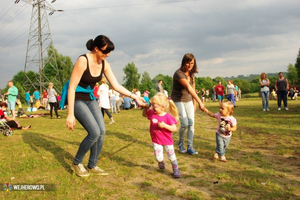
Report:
277,78,287,91
75,54,105,101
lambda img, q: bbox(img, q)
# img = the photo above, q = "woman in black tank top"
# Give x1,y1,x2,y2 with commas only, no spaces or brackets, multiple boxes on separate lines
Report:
66,35,146,177
275,72,290,110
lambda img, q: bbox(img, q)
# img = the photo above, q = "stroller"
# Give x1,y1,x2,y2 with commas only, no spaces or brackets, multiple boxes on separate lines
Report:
0,121,13,136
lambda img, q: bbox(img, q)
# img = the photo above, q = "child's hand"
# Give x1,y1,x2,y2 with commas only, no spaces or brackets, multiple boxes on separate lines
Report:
158,121,166,128
225,124,231,131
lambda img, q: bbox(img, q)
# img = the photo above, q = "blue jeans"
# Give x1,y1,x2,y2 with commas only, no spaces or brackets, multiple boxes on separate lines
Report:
227,93,235,106
73,100,106,168
175,101,195,146
277,90,288,108
261,91,269,110
110,98,116,113
25,100,30,107
216,133,231,156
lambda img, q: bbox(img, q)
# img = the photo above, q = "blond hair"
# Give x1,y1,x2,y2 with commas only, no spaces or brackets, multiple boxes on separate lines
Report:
221,102,234,116
150,92,179,120
260,72,267,80
48,82,53,90
101,77,106,84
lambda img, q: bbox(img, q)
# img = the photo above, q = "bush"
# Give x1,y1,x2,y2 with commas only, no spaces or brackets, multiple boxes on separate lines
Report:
242,92,260,98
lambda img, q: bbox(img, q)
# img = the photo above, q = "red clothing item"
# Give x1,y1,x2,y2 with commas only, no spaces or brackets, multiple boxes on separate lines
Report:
0,110,5,120
93,86,99,98
215,85,225,96
42,92,48,98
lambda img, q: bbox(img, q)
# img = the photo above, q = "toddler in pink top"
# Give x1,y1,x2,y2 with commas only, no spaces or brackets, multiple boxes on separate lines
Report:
142,93,181,178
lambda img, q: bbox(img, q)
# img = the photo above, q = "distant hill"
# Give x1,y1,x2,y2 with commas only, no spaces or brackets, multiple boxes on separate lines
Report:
223,72,287,81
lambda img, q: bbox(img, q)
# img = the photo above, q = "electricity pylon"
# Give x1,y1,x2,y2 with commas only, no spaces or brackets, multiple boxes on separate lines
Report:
15,0,63,93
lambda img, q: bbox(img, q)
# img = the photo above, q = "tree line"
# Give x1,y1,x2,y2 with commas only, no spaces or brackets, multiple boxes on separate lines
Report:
2,47,300,103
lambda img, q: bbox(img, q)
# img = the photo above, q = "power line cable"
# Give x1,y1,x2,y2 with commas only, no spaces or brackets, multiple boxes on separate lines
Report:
0,2,15,20
0,4,30,31
0,18,30,44
65,0,202,11
0,29,28,51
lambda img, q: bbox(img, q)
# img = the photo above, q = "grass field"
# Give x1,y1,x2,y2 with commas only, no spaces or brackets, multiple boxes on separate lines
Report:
0,98,300,200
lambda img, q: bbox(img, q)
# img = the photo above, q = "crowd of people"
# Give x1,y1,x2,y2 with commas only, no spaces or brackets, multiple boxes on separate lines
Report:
1,34,298,180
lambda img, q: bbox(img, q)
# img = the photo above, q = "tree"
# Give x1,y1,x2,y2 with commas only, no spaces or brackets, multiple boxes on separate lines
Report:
287,63,298,85
12,70,39,94
152,74,173,97
139,71,152,94
44,45,73,92
195,76,214,92
295,48,300,84
122,62,140,91
213,76,226,85
233,79,252,94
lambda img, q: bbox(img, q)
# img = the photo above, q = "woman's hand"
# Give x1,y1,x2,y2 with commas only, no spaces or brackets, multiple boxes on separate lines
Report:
135,96,146,107
66,114,76,131
198,102,205,111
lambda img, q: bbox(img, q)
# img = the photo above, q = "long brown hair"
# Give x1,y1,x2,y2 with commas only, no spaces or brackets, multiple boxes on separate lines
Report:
180,53,198,75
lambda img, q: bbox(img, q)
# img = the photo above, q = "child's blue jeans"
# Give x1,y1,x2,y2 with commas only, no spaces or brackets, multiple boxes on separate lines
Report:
216,133,231,156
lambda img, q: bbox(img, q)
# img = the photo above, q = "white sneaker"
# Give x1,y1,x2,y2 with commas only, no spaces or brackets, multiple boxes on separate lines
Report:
266,109,270,111
263,109,266,111
213,153,219,160
278,108,281,111
285,107,289,110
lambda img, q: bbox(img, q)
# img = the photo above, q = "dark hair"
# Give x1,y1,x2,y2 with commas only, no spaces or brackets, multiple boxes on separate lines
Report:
0,102,8,108
86,35,115,53
180,53,198,75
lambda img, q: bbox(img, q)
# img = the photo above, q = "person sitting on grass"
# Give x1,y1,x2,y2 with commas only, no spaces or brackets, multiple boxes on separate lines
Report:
203,102,237,162
0,102,31,130
35,99,46,110
142,92,181,178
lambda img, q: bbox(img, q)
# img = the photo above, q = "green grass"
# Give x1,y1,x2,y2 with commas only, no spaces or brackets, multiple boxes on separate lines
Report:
1,98,300,199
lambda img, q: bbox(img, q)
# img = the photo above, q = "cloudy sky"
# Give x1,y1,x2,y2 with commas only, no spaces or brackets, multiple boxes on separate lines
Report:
0,0,299,88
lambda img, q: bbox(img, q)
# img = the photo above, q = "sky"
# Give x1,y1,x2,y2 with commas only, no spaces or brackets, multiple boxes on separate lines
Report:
0,0,300,88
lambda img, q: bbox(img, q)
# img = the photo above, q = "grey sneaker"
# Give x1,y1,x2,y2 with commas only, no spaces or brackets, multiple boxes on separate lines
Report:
87,166,109,175
72,164,90,177
158,161,165,170
173,168,181,178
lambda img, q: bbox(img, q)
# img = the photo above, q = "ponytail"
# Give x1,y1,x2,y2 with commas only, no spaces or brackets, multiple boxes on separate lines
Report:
86,39,94,51
168,100,179,121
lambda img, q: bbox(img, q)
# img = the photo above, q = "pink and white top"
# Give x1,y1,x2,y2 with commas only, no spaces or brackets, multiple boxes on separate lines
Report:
214,112,237,138
147,109,177,145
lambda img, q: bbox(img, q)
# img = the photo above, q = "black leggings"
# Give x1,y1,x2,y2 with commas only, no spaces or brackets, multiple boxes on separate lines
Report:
101,108,113,119
6,120,22,129
49,102,59,117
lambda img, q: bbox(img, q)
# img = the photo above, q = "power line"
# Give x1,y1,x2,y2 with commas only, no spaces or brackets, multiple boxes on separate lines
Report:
0,4,30,31
0,29,28,51
0,2,15,20
0,18,30,44
65,0,202,11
